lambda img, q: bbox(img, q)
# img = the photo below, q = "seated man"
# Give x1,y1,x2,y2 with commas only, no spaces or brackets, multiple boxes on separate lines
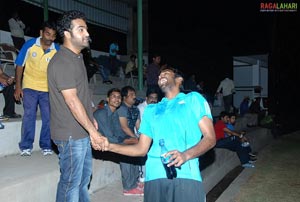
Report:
227,112,257,159
0,61,21,119
240,96,258,127
125,54,138,77
214,111,255,168
81,48,113,84
117,86,144,195
93,88,143,196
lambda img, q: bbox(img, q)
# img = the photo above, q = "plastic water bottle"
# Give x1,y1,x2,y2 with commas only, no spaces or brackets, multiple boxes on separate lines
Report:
159,139,177,179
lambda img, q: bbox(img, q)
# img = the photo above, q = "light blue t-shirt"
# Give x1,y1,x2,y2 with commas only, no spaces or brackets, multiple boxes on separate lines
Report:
139,92,212,182
109,43,119,56
225,123,234,137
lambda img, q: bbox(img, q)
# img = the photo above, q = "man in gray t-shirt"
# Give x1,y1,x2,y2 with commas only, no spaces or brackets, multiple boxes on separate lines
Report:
47,10,106,202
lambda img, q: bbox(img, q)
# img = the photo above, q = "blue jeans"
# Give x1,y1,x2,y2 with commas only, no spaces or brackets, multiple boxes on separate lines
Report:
215,137,250,164
120,161,140,190
54,136,92,202
19,88,51,150
99,65,110,81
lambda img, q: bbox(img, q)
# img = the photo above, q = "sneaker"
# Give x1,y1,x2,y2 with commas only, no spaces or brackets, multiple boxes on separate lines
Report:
42,149,53,156
20,149,32,156
0,121,4,129
249,152,257,158
123,187,144,196
0,115,9,121
242,163,255,168
241,142,250,147
4,113,22,119
249,159,257,164
137,181,144,189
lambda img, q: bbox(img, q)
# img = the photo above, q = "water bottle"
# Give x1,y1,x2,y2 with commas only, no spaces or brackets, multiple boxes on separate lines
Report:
159,139,177,179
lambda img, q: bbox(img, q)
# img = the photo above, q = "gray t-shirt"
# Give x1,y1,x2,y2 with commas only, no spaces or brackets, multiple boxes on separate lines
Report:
48,46,93,141
93,105,127,143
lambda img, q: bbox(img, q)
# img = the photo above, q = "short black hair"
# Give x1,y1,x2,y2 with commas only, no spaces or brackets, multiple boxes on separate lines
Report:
146,87,158,97
121,86,135,97
159,66,184,80
228,112,236,118
107,88,121,97
219,111,229,119
130,54,136,59
56,10,86,38
40,21,57,32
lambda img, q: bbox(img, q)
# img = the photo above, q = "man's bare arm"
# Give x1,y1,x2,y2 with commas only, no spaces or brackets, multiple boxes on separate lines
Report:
108,134,152,157
61,88,106,149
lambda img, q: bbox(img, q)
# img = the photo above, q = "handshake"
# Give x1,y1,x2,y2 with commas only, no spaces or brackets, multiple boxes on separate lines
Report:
90,134,110,151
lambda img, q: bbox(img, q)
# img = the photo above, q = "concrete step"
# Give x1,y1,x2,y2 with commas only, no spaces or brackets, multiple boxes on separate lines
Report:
0,152,59,202
0,149,123,202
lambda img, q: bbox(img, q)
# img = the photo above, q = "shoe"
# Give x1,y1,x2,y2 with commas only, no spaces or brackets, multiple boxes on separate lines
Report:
123,187,144,196
4,113,22,119
42,149,53,156
137,181,144,189
0,115,9,121
241,142,250,147
102,80,113,84
249,159,257,164
0,122,4,129
242,163,255,168
249,152,257,158
20,149,32,156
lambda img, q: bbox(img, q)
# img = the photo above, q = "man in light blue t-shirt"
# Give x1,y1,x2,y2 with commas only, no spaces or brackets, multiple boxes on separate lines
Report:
108,41,119,75
105,66,216,202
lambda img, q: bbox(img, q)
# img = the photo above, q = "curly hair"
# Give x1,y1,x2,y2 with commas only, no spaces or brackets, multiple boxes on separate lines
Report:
56,10,86,38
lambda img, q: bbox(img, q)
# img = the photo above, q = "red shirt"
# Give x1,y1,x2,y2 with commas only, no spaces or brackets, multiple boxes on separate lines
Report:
214,120,226,141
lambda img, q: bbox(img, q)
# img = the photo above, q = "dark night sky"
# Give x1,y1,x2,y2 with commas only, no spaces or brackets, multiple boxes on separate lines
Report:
149,1,274,79
148,1,300,129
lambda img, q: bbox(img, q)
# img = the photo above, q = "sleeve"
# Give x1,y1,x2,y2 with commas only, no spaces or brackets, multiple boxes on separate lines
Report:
216,82,222,93
189,92,213,121
18,20,25,29
15,38,36,67
138,105,153,138
117,105,127,118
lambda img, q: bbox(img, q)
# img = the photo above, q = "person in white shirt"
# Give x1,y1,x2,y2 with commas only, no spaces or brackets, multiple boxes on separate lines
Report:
216,76,235,113
8,11,26,50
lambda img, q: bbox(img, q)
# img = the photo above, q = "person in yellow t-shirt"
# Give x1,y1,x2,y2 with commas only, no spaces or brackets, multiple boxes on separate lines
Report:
14,21,59,156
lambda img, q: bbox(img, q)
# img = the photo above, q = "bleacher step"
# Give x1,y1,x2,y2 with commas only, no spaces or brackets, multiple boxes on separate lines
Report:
0,152,59,202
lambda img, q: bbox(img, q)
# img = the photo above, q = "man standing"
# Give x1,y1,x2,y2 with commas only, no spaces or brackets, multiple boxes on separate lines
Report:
48,10,106,202
8,11,26,50
216,75,235,113
146,54,162,100
108,41,119,76
105,67,216,202
14,21,59,156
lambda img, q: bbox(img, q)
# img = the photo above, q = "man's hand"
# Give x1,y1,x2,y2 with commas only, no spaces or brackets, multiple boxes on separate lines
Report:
14,86,23,101
90,132,109,151
166,150,187,168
